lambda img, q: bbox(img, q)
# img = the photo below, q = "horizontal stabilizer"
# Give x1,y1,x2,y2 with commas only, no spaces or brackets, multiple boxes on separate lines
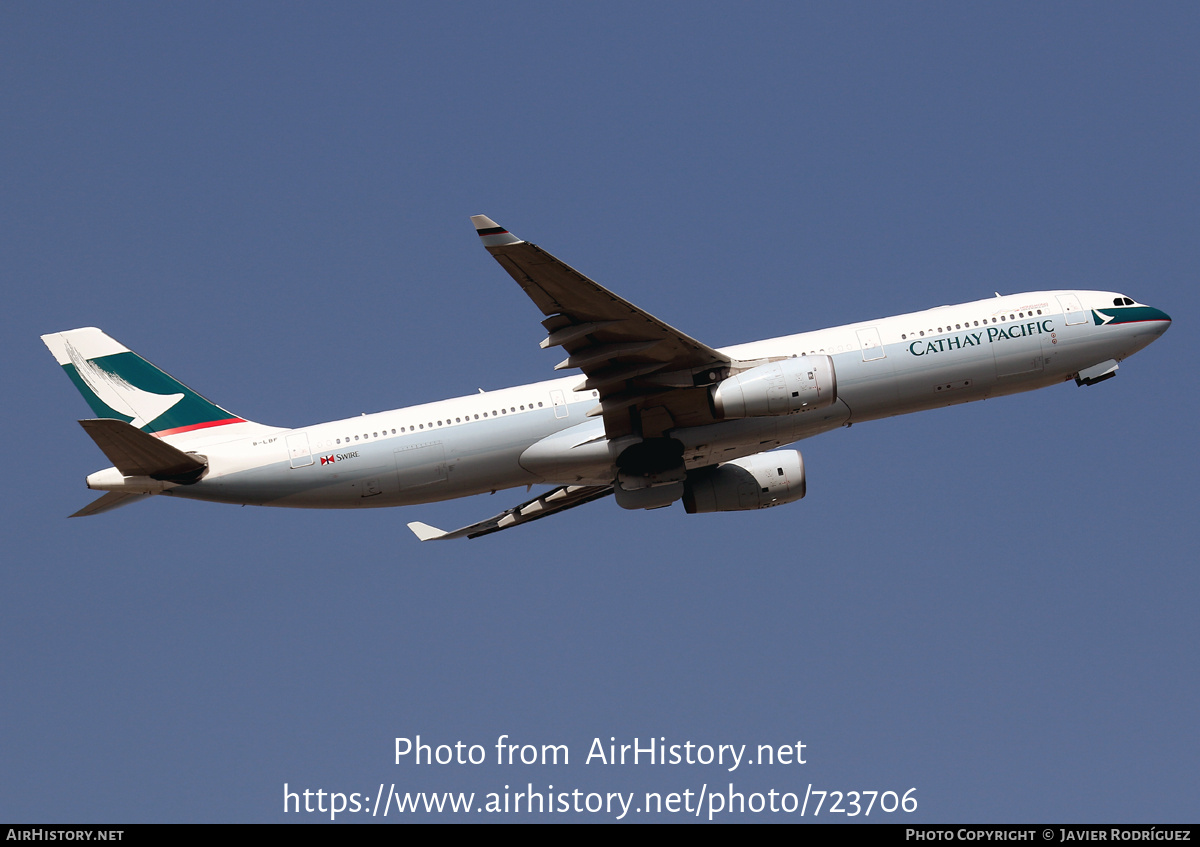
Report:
70,491,148,518
78,418,207,481
407,484,613,541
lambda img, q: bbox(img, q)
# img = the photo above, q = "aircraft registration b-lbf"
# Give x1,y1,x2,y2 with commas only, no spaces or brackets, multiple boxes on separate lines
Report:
43,216,1171,539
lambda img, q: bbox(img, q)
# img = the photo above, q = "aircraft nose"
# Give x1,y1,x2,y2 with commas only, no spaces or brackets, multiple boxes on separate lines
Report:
1147,306,1171,333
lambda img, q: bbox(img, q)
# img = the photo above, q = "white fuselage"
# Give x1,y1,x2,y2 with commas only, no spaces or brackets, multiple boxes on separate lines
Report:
93,289,1167,509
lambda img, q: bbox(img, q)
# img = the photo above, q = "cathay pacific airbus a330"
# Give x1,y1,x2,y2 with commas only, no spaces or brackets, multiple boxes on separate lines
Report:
43,216,1171,539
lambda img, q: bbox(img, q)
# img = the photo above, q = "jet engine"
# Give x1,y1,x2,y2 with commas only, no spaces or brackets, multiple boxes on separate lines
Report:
682,450,806,513
710,356,836,419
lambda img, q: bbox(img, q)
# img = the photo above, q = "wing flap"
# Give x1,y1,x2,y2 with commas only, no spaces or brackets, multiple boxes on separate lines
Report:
406,484,613,541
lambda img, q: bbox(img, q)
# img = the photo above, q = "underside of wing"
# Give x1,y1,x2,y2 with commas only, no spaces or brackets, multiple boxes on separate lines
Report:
407,484,613,541
471,216,732,441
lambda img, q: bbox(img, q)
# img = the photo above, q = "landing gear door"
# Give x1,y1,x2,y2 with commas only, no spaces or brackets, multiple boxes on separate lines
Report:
1057,294,1089,326
286,432,313,468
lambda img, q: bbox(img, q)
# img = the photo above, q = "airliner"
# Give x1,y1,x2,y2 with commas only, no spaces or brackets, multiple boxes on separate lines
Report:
42,216,1171,539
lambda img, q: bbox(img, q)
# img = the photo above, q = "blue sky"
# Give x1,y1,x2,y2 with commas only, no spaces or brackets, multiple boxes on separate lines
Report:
3,3,1197,822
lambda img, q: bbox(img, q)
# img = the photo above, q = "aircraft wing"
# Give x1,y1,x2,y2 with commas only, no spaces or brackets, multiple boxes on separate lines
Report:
407,484,613,541
472,216,732,440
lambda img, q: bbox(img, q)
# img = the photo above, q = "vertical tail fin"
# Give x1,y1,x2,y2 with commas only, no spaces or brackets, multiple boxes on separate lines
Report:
41,328,261,440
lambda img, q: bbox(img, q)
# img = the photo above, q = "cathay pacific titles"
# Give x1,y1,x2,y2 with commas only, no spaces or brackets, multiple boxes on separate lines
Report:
908,319,1056,357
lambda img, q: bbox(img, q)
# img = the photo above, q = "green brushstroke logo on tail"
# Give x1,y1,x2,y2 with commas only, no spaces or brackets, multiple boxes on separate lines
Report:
61,341,243,436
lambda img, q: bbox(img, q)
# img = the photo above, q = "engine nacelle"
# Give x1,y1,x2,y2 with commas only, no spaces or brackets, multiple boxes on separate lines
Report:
710,356,836,419
682,450,806,513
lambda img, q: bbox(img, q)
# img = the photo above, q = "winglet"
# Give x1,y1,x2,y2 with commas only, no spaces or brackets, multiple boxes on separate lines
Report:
470,215,523,247
407,521,450,542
